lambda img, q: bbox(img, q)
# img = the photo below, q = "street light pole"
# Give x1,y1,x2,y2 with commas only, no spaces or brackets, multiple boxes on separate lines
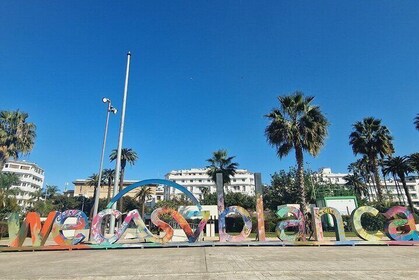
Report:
109,52,132,234
92,98,117,228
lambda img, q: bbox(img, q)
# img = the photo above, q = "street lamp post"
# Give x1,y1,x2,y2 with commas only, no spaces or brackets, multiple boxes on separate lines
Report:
109,52,132,234
92,98,117,229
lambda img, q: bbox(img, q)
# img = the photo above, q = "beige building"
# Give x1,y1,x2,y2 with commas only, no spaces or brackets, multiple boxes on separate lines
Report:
72,179,164,204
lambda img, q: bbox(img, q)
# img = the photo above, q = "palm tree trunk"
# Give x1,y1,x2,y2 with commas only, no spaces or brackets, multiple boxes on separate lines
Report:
295,146,307,215
371,157,383,202
107,181,112,204
382,173,391,201
118,168,125,223
89,185,97,220
396,178,406,204
393,175,402,204
0,160,5,173
141,201,145,220
400,174,415,215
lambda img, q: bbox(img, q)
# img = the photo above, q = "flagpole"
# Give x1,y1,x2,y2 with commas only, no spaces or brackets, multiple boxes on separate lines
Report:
109,52,132,234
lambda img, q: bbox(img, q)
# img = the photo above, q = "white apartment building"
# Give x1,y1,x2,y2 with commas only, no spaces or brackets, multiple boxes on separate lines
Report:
164,168,256,200
317,167,419,209
1,160,45,210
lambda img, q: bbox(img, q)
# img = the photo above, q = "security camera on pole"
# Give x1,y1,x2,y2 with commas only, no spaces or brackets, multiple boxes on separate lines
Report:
109,52,132,234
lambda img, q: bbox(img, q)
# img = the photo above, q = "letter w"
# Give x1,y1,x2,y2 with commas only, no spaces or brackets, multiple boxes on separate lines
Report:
8,211,58,247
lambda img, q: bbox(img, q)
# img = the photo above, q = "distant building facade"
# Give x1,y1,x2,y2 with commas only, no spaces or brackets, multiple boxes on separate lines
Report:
164,168,256,200
316,167,419,210
72,179,164,207
1,160,45,210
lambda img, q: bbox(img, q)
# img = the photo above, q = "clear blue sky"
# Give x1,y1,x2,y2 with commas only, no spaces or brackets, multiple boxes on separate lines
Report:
1,1,418,190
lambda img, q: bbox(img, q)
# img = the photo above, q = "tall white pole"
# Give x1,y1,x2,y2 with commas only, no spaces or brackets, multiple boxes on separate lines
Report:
91,101,112,240
109,52,132,234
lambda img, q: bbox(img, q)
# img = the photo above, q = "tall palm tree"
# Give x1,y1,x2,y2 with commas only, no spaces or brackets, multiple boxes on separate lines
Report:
349,117,394,202
102,168,115,203
382,156,415,214
409,153,419,175
133,187,153,219
110,148,138,212
414,114,419,131
0,110,36,170
265,92,329,212
206,149,239,197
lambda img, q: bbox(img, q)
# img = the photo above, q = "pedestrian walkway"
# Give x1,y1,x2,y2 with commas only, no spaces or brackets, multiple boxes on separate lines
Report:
0,246,418,279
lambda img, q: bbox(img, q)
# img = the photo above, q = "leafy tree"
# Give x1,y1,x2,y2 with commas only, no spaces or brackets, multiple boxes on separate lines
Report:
415,114,419,131
200,192,217,205
349,117,394,202
0,172,21,218
382,156,415,214
264,167,355,211
28,200,54,217
0,110,36,170
153,196,193,215
263,169,299,210
122,196,141,213
200,192,255,211
206,149,238,197
265,92,329,212
110,148,138,213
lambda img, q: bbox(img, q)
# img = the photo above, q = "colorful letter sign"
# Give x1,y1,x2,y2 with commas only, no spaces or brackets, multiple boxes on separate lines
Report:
4,177,419,251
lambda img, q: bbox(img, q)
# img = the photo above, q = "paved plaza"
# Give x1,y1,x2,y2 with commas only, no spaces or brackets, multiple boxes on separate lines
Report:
0,246,418,279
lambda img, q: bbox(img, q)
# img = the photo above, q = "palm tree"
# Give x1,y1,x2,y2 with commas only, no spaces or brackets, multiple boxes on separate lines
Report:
110,148,138,212
31,188,43,202
414,114,419,131
42,185,59,200
206,149,239,198
102,169,115,203
265,92,329,212
344,174,368,200
0,111,36,170
133,187,153,219
409,153,419,175
382,156,415,214
349,117,394,202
